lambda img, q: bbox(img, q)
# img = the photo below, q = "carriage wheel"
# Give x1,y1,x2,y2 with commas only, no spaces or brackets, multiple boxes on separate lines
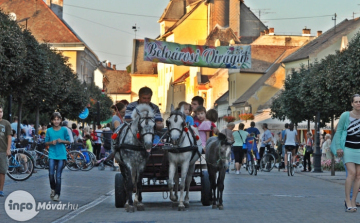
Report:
115,173,127,208
201,171,211,206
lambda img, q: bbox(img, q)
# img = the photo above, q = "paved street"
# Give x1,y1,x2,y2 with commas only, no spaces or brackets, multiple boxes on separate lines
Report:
0,165,358,223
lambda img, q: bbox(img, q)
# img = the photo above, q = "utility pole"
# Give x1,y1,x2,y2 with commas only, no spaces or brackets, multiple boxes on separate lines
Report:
132,24,140,39
332,13,337,33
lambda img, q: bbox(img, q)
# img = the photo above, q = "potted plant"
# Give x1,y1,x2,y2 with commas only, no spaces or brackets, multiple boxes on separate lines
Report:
239,113,255,122
223,115,235,123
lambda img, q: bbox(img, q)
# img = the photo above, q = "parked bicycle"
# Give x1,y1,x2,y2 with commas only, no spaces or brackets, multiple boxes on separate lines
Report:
260,147,276,172
7,149,35,181
65,147,85,171
28,136,49,169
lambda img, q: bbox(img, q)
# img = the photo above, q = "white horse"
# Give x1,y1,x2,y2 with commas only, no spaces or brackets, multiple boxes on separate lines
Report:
166,105,202,211
113,104,155,212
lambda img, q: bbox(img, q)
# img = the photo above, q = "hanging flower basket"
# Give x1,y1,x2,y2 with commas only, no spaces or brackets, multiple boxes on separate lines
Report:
239,113,254,122
223,115,235,122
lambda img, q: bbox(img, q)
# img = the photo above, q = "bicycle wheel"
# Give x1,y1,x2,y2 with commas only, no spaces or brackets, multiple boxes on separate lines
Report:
260,154,275,172
254,159,258,176
247,160,254,175
7,151,34,181
81,151,95,171
66,151,85,171
290,154,295,176
287,153,291,176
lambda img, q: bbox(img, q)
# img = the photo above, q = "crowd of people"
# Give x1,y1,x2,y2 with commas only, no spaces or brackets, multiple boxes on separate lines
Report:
1,88,359,212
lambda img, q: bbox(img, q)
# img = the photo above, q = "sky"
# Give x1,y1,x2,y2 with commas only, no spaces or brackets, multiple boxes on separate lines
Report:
62,0,360,70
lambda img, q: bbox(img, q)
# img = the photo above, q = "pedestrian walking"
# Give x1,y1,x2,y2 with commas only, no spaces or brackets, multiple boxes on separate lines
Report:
94,125,102,160
259,123,273,160
283,123,299,172
302,132,313,172
331,94,360,212
44,112,70,202
0,105,12,197
321,134,332,160
232,123,249,174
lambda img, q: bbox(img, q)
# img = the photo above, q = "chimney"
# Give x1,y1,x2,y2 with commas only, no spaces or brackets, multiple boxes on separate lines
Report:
49,0,63,19
265,29,269,35
211,0,229,29
113,64,116,70
269,28,275,35
302,28,311,37
229,0,240,36
107,62,111,68
260,31,265,36
317,30,322,37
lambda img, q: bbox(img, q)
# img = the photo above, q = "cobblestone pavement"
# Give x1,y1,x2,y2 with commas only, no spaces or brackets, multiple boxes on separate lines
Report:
0,165,358,223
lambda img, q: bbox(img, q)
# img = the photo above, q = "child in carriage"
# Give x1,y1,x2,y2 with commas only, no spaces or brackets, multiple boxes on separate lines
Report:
246,133,260,168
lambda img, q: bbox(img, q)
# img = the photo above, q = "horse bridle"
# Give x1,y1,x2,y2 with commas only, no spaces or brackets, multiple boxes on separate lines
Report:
166,110,187,146
136,109,155,144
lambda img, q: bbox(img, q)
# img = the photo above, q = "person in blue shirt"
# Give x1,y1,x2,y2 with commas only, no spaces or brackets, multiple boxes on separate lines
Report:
177,101,194,126
45,112,70,202
246,122,260,140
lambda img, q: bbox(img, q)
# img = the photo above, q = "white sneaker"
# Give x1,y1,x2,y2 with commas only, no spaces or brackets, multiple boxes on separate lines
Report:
53,194,60,201
236,171,240,175
50,190,55,198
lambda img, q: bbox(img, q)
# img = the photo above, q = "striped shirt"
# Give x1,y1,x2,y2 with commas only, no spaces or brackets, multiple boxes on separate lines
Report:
345,117,360,149
125,101,163,122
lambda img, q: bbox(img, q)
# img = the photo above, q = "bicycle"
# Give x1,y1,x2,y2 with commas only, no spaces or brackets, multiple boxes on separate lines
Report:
246,148,258,176
7,149,35,181
66,147,85,171
80,150,96,171
260,147,276,172
287,151,295,176
28,137,49,169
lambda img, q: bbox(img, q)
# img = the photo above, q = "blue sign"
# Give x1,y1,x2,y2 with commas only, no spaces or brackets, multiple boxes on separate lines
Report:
79,108,89,119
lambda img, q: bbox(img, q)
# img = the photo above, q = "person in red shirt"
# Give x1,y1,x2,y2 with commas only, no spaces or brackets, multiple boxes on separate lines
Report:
72,123,79,137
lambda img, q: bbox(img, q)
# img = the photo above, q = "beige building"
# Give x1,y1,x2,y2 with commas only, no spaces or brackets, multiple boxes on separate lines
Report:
282,18,360,75
0,0,99,84
131,39,159,106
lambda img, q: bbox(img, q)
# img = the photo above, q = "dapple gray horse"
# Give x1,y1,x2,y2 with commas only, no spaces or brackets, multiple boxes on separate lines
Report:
113,104,155,212
205,133,232,210
166,105,202,211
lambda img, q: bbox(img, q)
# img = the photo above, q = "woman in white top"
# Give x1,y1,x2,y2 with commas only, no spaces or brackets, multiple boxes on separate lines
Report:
283,123,299,171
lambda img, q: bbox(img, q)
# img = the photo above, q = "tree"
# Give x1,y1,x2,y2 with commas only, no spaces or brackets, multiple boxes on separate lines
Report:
0,10,26,96
82,84,113,126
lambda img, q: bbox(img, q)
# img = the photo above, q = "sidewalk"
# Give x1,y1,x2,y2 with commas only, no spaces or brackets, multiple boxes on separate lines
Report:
298,170,346,185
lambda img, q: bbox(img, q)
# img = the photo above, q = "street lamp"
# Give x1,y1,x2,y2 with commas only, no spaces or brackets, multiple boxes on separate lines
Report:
227,106,231,116
313,111,322,173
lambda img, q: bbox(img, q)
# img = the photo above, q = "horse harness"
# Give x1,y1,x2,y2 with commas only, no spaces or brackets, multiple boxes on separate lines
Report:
113,110,155,157
165,110,200,160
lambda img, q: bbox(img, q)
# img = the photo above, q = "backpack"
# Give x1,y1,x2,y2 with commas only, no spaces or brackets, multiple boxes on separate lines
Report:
91,131,98,141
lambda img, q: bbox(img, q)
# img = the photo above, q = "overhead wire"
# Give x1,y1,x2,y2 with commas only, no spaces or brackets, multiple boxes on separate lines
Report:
65,3,338,21
64,13,134,35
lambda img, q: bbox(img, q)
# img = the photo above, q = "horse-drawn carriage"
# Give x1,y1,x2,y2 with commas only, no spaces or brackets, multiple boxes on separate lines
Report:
113,104,231,212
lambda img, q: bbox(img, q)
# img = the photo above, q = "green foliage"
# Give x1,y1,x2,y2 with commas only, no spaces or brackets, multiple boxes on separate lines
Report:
0,10,26,95
82,84,113,124
272,31,360,124
0,10,100,124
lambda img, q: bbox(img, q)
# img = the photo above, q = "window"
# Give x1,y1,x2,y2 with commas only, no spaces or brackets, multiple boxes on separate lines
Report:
215,39,220,47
